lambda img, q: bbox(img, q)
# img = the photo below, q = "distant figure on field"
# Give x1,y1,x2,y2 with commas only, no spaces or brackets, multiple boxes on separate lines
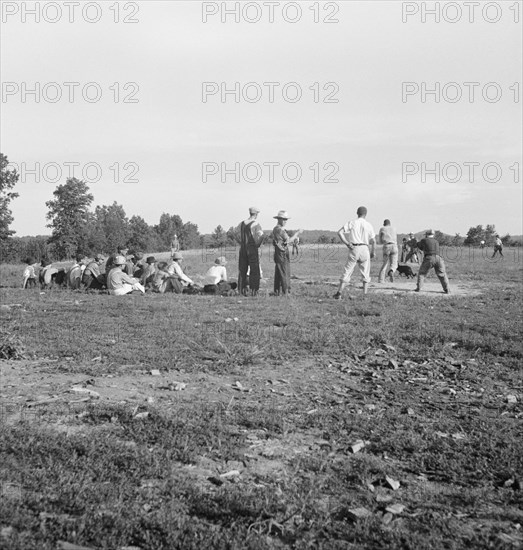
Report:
377,219,398,283
237,207,264,296
492,235,504,258
480,240,485,249
171,234,180,256
333,206,375,299
272,211,303,296
82,255,106,290
203,256,237,295
405,233,420,264
107,255,145,296
292,235,300,256
22,258,38,289
415,229,450,294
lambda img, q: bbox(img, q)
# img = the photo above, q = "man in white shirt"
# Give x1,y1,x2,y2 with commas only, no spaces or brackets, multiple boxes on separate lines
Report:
334,206,376,299
203,257,237,294
168,252,194,287
492,235,504,258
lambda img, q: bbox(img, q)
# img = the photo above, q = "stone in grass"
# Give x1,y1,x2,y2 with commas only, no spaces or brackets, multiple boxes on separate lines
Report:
134,412,149,419
207,476,224,486
350,440,367,453
150,369,161,376
385,503,406,515
1,527,14,539
507,395,518,404
347,507,372,520
382,512,394,525
220,470,241,479
385,476,401,491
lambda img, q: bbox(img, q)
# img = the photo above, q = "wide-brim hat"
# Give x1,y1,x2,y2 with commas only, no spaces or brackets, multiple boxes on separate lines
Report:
425,229,435,236
114,255,127,266
146,256,156,264
172,252,183,260
274,210,290,219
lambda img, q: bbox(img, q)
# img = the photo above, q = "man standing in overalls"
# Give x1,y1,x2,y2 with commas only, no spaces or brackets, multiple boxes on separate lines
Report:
237,207,264,296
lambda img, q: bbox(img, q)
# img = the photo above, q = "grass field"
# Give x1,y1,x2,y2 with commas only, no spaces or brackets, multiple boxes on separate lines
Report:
1,245,522,549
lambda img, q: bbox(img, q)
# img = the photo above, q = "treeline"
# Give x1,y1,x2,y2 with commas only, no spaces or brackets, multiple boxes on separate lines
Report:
1,176,201,262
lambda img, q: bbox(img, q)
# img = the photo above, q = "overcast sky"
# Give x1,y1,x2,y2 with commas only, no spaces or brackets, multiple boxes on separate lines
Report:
1,1,522,236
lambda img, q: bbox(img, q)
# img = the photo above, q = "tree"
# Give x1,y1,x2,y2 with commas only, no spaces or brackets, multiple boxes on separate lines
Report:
226,226,239,246
128,215,154,252
46,178,94,259
0,153,19,241
464,225,484,247
452,233,464,247
180,221,200,250
484,224,496,246
94,202,131,253
211,225,227,247
155,213,183,250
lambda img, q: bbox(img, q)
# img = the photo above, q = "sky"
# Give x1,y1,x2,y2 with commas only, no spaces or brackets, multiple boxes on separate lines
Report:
1,0,522,237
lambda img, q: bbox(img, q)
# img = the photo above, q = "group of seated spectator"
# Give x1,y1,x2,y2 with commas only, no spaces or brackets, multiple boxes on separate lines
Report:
22,246,238,297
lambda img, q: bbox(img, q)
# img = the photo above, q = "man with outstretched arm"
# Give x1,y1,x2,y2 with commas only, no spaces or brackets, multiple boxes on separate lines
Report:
334,206,376,299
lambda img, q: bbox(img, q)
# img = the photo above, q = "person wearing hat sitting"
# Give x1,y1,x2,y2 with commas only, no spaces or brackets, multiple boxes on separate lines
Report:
106,245,129,273
140,256,157,289
106,255,145,296
131,252,146,278
152,262,183,294
272,211,303,296
237,207,265,296
82,255,106,290
415,229,450,294
167,252,197,292
22,258,38,289
203,257,238,295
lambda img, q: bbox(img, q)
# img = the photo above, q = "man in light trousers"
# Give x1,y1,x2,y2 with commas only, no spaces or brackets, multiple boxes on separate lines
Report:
377,219,398,283
334,206,376,299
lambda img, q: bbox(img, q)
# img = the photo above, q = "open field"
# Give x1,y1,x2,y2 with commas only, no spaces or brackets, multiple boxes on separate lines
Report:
1,245,522,549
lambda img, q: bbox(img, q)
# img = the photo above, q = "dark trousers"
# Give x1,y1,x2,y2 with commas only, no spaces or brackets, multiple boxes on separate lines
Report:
82,274,104,290
274,248,290,295
238,246,260,294
416,255,449,292
492,245,503,257
204,282,237,295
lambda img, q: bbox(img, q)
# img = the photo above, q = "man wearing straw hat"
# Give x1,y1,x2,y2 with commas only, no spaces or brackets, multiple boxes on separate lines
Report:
107,255,146,296
272,210,303,296
333,206,376,299
237,207,264,296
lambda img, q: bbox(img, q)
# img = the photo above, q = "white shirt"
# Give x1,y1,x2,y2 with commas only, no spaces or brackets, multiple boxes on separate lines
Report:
204,265,227,285
341,218,375,245
168,261,193,285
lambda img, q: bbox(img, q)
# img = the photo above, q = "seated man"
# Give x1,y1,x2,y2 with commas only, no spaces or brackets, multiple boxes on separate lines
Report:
39,260,59,289
140,256,157,289
82,255,106,290
152,262,183,294
107,255,145,296
106,245,129,273
67,255,85,290
203,257,237,295
22,258,38,289
131,252,146,278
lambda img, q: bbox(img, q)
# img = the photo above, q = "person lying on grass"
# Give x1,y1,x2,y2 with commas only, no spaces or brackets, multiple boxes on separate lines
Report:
106,255,145,296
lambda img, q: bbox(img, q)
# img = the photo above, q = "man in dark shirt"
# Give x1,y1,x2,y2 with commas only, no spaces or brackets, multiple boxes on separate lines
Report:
237,207,264,296
415,229,450,294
